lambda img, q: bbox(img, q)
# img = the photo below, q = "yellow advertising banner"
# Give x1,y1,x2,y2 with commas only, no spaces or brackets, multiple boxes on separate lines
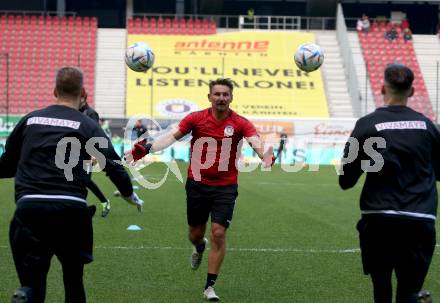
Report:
126,32,328,118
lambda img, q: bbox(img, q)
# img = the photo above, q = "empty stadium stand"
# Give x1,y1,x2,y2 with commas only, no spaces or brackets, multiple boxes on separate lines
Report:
0,14,97,115
317,31,353,118
413,34,440,121
348,32,376,116
358,23,434,120
127,17,216,35
94,29,127,118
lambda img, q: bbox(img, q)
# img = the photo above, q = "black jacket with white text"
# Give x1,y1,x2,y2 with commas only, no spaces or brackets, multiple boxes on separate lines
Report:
0,105,133,202
339,106,440,221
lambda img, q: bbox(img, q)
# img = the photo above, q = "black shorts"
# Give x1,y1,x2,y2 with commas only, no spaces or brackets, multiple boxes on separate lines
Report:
10,199,96,265
357,216,436,275
185,178,238,228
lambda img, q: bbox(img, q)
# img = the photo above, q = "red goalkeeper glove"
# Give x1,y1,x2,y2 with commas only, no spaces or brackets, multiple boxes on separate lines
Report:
131,143,149,161
125,140,152,162
262,146,275,168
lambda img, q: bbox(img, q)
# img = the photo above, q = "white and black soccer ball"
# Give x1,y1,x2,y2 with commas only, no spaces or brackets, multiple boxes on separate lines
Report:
125,42,155,72
294,43,324,73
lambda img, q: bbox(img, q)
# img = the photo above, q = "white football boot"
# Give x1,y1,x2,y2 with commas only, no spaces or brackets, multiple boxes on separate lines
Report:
203,286,220,301
101,200,111,217
191,237,208,270
11,287,32,303
135,199,144,212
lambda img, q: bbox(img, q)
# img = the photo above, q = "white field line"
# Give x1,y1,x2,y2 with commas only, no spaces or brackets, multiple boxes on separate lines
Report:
1,245,440,254
93,246,361,253
135,176,345,187
244,182,341,187
0,245,358,253
136,171,365,187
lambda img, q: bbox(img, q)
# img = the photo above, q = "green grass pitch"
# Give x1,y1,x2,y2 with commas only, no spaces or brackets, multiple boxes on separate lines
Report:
1,163,440,302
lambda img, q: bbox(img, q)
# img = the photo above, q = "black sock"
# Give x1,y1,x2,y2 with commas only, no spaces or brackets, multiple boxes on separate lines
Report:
205,273,218,289
195,239,206,253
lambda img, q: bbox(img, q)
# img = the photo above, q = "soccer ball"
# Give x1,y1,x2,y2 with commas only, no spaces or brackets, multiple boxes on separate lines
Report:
125,42,155,72
294,43,324,72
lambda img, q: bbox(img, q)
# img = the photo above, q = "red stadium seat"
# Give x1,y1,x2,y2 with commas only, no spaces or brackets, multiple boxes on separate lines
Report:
209,19,216,34
45,15,54,26
149,18,157,33
164,18,172,34
90,17,97,27
21,15,29,25
59,16,67,27
142,17,149,28
373,32,382,39
179,18,186,34
14,15,23,25
83,16,90,27
163,21,172,34
194,18,201,34
7,15,15,25
157,17,164,34
171,18,179,33
202,18,209,28
134,17,141,28
37,15,44,25
67,15,74,26
51,16,60,27
10,105,20,114
186,19,194,35
127,18,134,30
75,16,82,26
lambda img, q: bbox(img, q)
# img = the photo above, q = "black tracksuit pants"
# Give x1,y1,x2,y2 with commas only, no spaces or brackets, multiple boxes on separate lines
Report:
9,199,95,303
357,216,436,303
